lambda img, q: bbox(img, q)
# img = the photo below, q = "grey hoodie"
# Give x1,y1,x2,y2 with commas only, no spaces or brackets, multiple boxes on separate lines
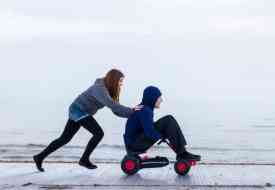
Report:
69,78,133,121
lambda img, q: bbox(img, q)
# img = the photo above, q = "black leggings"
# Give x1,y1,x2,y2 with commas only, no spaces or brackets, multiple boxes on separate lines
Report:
38,116,104,161
128,115,187,154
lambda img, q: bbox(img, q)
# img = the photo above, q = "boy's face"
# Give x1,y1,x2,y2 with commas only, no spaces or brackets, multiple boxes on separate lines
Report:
155,96,163,109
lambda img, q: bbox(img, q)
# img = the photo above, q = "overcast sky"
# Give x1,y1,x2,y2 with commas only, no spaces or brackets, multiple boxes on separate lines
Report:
0,0,275,130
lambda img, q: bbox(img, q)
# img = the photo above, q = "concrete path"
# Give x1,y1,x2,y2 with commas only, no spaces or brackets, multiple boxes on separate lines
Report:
0,162,274,190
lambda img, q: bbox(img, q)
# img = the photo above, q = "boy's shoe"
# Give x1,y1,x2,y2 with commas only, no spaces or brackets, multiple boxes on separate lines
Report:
176,151,201,161
79,159,98,169
33,154,45,172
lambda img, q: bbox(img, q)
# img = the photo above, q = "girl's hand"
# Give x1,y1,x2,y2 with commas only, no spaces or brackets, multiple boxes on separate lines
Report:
133,105,143,111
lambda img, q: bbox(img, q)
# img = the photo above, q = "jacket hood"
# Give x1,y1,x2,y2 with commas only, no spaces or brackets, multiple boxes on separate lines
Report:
141,86,162,110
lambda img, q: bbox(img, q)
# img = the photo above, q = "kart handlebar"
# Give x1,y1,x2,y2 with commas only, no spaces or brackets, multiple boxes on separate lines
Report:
157,138,168,145
157,138,176,152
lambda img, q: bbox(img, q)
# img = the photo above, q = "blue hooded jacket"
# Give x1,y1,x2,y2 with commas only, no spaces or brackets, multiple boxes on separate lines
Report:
124,86,162,146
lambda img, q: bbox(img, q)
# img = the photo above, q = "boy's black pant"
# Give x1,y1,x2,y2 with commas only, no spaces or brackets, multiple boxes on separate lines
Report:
128,115,187,154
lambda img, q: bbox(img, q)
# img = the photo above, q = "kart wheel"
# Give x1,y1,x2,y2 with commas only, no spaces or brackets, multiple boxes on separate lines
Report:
121,155,140,175
174,159,191,176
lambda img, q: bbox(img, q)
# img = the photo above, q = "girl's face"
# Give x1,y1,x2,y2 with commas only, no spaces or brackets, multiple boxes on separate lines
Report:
118,77,124,88
155,96,163,109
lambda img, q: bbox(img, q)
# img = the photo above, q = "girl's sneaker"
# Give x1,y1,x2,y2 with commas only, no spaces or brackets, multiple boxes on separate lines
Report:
33,154,45,172
78,159,98,169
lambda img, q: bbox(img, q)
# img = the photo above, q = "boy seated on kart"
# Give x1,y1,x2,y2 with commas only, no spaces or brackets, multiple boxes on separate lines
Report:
124,86,201,161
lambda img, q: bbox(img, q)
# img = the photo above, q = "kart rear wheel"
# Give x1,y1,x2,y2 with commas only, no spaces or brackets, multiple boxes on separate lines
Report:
121,155,140,175
174,159,191,176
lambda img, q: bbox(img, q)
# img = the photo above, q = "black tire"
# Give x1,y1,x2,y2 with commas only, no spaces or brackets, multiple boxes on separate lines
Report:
174,159,191,176
121,155,140,175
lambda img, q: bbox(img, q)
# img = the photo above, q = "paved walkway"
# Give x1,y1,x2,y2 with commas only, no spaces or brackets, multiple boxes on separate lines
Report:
0,162,274,190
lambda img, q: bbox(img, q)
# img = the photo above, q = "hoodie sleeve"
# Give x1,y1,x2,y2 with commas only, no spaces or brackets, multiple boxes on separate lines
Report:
138,107,162,141
93,86,134,118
